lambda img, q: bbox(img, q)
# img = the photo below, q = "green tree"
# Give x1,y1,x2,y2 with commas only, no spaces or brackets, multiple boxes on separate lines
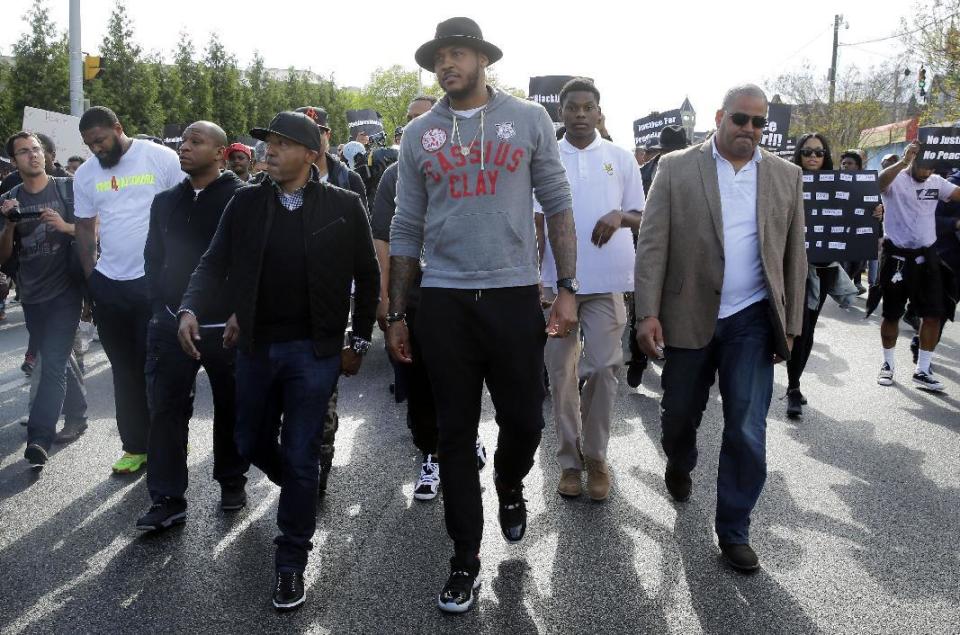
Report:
175,36,212,124
360,65,426,140
87,2,160,135
0,62,18,140
204,34,246,138
8,0,69,120
243,52,268,130
153,53,188,128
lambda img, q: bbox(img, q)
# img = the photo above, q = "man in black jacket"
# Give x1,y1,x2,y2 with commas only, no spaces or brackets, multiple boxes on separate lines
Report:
136,121,250,532
177,111,379,612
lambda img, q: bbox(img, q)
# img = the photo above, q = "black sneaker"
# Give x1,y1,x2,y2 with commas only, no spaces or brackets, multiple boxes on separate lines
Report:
272,570,305,611
221,484,247,511
626,362,644,388
495,479,527,543
54,419,88,444
664,463,692,502
437,567,480,614
786,389,802,418
912,370,945,392
719,542,760,572
136,497,187,531
24,444,48,469
910,336,920,365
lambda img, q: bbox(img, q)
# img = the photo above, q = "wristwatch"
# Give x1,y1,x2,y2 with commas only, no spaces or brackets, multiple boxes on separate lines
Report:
556,278,580,294
350,336,371,356
385,312,406,325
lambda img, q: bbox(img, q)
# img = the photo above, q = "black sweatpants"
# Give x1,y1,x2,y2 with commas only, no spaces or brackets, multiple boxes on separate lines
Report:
416,285,546,565
88,271,151,454
396,306,439,456
787,266,838,390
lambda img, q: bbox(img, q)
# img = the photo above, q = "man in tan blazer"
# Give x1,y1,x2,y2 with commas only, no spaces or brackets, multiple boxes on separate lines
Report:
634,84,807,573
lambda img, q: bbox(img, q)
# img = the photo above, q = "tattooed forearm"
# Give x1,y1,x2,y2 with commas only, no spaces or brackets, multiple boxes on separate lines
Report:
546,209,577,280
75,217,99,278
388,255,420,314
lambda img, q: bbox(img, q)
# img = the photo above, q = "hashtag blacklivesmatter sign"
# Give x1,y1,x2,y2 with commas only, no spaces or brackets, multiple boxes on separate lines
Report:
803,170,882,262
918,126,960,168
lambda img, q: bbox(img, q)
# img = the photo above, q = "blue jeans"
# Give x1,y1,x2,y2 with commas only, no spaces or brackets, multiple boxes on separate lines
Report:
660,300,774,544
22,287,83,450
235,340,340,572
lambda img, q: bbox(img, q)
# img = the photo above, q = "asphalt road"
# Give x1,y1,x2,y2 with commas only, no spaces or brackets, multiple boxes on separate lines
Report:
0,296,957,634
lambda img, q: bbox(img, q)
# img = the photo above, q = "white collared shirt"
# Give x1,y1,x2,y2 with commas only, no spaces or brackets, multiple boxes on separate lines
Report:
712,139,768,318
538,134,646,294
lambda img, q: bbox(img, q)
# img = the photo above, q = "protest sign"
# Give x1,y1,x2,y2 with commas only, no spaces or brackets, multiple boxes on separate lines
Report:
760,103,792,151
804,170,882,262
346,109,384,141
918,126,960,169
21,107,91,160
529,76,576,123
162,123,185,151
633,109,682,148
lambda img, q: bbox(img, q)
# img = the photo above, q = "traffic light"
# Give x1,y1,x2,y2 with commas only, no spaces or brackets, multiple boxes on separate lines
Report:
83,55,102,81
918,66,926,98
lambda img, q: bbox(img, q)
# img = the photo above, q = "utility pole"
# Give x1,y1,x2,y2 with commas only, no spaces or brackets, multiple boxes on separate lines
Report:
68,0,83,117
828,14,842,104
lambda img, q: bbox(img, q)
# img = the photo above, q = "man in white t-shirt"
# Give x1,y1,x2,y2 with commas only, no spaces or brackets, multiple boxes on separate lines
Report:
73,106,184,474
875,140,960,392
538,78,645,501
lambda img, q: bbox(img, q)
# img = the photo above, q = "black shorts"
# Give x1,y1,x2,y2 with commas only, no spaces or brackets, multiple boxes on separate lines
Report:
878,242,944,320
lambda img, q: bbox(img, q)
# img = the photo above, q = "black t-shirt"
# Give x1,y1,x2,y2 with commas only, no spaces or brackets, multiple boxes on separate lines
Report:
370,162,421,307
255,207,311,344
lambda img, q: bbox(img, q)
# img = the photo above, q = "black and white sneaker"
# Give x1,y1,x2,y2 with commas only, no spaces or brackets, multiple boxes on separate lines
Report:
437,568,480,614
912,370,945,392
24,444,48,469
414,454,440,501
136,497,187,531
272,570,305,611
495,479,527,543
475,438,487,472
877,362,894,386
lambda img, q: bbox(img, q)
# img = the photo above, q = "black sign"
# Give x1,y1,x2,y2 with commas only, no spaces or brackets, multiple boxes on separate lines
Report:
633,109,682,148
760,103,792,151
529,76,577,123
162,123,185,151
346,109,384,141
804,170,882,262
774,137,797,160
918,126,960,169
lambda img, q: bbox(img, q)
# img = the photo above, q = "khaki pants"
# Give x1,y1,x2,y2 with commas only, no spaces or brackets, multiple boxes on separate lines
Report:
544,291,626,470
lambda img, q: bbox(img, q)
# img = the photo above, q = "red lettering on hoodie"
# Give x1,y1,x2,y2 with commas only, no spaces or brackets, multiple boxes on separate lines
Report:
493,143,511,167
507,148,524,173
449,173,461,199
437,152,455,174
450,146,467,168
487,170,499,195
424,161,441,184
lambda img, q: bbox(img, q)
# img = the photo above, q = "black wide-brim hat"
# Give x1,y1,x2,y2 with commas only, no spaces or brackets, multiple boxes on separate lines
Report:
415,17,503,71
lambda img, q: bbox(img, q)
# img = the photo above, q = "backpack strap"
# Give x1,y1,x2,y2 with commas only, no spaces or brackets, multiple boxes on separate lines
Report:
52,177,75,222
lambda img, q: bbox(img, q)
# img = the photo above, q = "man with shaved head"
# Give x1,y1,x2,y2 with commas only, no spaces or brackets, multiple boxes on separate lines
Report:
136,120,250,531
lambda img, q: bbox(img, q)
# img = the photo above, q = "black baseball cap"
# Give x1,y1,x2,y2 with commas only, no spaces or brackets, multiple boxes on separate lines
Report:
295,106,331,132
250,112,322,152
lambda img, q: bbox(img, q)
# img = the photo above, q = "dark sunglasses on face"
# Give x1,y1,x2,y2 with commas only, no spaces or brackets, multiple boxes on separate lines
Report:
800,148,826,158
728,112,768,129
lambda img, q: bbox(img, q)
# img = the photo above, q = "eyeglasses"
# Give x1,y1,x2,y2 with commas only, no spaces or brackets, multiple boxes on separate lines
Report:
800,148,827,158
728,112,767,129
14,146,43,158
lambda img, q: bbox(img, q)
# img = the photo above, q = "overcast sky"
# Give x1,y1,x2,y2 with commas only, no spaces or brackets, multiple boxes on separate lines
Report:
0,0,921,147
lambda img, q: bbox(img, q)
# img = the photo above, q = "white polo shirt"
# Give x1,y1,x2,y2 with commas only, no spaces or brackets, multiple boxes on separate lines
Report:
539,134,646,294
881,169,958,249
713,139,768,318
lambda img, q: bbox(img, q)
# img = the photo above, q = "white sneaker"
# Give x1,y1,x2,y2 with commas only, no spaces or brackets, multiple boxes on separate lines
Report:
912,369,945,392
877,362,894,386
476,438,487,472
414,454,440,501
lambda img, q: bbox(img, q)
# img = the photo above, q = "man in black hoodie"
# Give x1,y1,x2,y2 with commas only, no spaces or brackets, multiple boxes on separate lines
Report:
136,121,250,532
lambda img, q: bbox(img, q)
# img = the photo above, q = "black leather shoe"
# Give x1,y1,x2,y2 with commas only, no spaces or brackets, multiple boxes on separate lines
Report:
626,362,644,388
495,479,527,543
786,389,803,418
664,464,691,502
272,570,305,611
719,542,760,572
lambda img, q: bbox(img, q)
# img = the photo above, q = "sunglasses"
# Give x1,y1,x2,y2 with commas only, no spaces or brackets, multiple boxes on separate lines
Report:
728,112,767,129
800,148,827,158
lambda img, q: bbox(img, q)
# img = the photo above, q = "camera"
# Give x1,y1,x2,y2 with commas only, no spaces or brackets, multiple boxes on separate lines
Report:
7,209,42,222
366,131,388,148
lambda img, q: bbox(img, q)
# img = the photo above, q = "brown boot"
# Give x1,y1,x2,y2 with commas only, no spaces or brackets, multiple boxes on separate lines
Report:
584,457,610,501
557,469,582,497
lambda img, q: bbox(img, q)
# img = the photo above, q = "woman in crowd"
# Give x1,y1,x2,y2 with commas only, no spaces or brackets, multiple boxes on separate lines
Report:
785,133,858,418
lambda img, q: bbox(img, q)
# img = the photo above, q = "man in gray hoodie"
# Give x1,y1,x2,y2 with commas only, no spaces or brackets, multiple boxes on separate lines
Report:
388,17,578,614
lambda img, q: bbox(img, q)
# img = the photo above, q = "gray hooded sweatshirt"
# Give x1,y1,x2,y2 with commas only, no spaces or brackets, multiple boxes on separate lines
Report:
390,87,572,289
